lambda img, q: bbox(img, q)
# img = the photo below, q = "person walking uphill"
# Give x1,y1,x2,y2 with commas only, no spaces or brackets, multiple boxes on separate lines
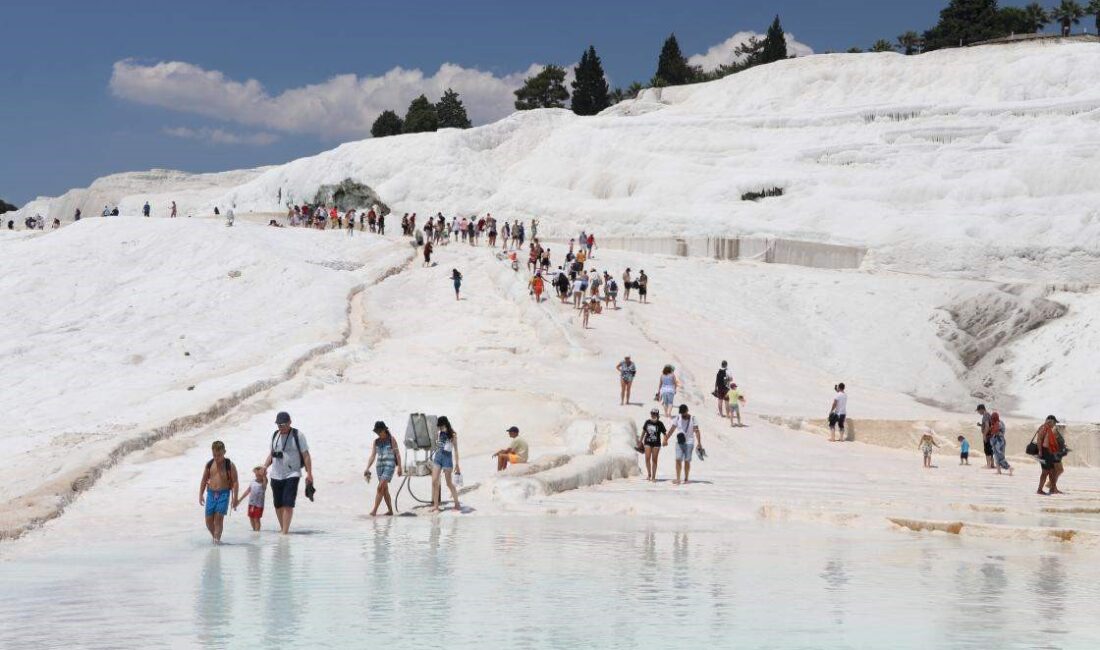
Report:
451,269,463,300
714,361,731,417
199,441,239,544
364,421,402,516
264,412,314,534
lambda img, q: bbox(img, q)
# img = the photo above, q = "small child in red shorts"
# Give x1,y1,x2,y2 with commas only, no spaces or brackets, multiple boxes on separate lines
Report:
234,466,267,531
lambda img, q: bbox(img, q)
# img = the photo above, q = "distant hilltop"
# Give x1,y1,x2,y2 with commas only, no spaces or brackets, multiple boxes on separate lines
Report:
13,41,1100,282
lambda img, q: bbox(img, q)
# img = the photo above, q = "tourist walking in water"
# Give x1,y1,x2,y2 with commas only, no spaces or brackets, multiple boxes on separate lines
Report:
656,365,680,418
143,201,151,217
665,404,703,485
616,355,637,405
828,383,847,442
431,416,462,512
364,421,402,516
918,432,939,468
957,435,970,465
623,268,633,301
233,465,267,531
637,270,649,303
451,268,463,300
639,409,666,482
199,440,239,544
1035,415,1064,495
423,241,433,266
264,411,313,534
714,361,731,417
988,410,1013,475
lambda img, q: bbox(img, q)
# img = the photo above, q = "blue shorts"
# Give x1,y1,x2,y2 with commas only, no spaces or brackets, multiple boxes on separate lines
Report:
205,488,230,516
676,443,695,462
659,390,675,406
433,449,454,470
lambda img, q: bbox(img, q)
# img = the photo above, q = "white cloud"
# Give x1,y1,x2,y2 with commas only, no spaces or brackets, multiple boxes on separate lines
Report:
163,126,279,146
688,31,814,72
112,32,811,141
112,59,542,139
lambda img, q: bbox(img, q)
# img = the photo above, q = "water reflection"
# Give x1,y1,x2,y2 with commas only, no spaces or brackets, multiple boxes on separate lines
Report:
7,519,1100,649
820,556,849,626
195,548,230,648
263,537,301,645
1033,554,1066,637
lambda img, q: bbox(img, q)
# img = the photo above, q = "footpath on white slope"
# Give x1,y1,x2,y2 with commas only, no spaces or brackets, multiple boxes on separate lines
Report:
6,231,1100,555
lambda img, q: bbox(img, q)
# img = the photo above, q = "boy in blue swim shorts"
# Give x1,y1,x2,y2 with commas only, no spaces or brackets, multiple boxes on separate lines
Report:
200,441,239,544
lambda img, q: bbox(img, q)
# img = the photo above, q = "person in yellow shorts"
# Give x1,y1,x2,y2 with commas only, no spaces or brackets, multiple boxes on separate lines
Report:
494,426,529,471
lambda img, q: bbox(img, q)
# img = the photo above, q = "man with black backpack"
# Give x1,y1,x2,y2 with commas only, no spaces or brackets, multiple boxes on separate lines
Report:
264,411,314,534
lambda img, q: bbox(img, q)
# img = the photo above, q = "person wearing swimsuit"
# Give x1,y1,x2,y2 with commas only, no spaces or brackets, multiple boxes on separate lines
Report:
365,420,403,516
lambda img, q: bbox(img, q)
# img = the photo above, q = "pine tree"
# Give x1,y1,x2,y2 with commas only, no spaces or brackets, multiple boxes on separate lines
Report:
436,88,472,129
871,39,895,52
514,65,570,110
896,31,921,54
655,34,695,86
998,6,1034,34
402,95,439,133
371,110,404,138
761,16,789,64
571,46,611,116
1089,0,1100,35
923,0,1004,50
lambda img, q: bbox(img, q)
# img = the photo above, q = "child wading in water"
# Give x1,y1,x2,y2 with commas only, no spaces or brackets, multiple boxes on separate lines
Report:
233,466,267,531
958,435,970,465
199,441,239,544
365,420,403,516
919,432,939,468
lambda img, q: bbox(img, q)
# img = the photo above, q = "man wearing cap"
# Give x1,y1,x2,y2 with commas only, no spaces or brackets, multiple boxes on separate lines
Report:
493,426,529,471
264,411,313,534
1036,415,1064,495
976,404,994,469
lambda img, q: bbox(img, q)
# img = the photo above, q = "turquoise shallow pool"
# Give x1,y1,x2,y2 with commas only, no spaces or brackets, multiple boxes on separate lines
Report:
1,516,1098,649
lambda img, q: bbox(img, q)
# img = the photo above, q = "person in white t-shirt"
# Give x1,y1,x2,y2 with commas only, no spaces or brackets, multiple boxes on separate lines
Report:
664,404,703,485
828,383,848,442
263,411,314,534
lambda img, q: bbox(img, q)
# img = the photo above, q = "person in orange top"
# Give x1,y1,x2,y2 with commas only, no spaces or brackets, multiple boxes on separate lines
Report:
530,273,545,303
1036,415,1063,495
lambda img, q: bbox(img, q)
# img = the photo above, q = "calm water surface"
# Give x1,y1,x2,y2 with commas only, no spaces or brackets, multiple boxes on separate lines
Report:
1,516,1097,649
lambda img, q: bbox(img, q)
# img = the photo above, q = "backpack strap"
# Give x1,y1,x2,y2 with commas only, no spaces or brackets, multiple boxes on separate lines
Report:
291,428,306,472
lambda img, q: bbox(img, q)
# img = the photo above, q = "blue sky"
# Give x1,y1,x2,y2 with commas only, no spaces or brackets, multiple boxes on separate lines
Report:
0,0,1049,205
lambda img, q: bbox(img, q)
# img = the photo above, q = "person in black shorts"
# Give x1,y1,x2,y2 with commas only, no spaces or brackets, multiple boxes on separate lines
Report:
638,409,667,482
